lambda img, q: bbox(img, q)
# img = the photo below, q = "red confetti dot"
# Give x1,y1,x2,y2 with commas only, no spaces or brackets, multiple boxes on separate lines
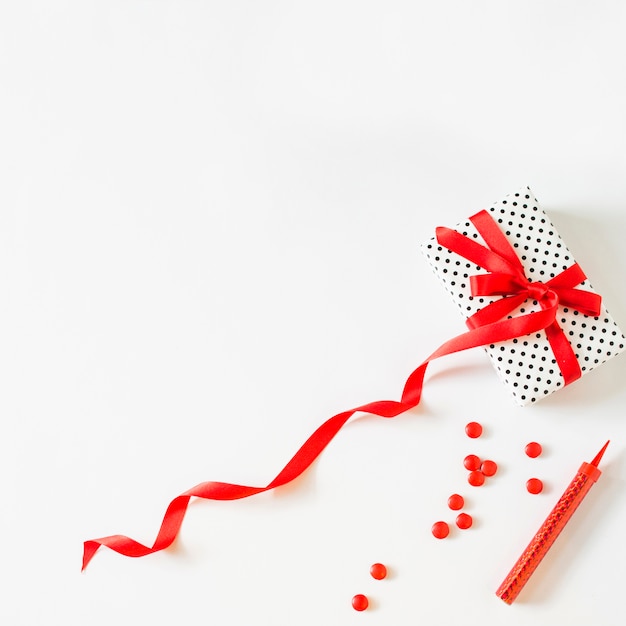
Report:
526,478,544,494
370,563,387,580
448,493,464,510
456,512,473,529
432,521,450,539
465,421,483,438
481,460,498,477
352,594,369,611
463,454,481,471
525,442,543,458
468,470,485,487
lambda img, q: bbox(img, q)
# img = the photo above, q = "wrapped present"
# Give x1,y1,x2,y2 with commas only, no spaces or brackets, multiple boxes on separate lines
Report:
421,187,626,405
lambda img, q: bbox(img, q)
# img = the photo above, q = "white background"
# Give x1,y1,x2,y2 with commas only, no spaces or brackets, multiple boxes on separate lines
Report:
2,2,626,625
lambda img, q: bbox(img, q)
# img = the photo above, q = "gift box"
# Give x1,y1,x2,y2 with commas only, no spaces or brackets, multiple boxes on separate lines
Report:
421,187,626,405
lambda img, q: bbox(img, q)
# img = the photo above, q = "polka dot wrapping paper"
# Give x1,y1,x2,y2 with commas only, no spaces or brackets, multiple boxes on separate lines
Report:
421,187,625,405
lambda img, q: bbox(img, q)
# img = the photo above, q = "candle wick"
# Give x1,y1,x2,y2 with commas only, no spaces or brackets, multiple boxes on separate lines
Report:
590,440,610,468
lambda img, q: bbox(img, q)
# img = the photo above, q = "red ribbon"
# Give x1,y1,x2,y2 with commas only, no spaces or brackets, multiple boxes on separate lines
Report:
82,209,601,570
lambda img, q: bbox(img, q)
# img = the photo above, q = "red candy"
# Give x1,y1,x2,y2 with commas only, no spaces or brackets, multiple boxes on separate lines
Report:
468,470,485,487
456,512,473,529
432,521,450,539
463,454,481,471
447,493,464,511
481,460,498,477
352,594,369,611
525,442,543,458
526,478,544,494
370,563,387,580
465,421,483,438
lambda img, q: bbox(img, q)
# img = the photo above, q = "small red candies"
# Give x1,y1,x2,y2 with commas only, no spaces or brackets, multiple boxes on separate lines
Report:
432,521,450,539
370,563,387,580
525,442,543,458
465,421,483,438
526,477,544,494
481,459,498,477
456,512,473,530
463,454,481,471
468,470,485,487
352,564,386,610
447,493,464,511
352,594,369,611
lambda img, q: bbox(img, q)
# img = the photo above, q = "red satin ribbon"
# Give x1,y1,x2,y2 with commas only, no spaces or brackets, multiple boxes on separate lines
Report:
82,210,601,570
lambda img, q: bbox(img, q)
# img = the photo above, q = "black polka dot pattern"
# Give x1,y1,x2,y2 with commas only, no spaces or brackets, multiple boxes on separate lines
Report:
421,187,626,405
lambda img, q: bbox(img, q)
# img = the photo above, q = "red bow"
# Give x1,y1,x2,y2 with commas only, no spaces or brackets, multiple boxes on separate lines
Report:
436,210,602,384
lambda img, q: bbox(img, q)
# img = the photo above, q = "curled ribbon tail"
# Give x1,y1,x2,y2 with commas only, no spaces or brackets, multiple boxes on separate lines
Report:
82,209,604,571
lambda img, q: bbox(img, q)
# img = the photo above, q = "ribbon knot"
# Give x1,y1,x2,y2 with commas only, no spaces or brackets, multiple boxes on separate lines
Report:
525,281,550,302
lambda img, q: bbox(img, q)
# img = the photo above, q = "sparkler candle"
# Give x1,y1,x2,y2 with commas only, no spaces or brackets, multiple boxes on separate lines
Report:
496,441,610,605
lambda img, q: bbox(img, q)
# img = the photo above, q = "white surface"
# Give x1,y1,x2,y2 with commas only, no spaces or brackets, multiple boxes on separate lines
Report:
1,2,626,625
